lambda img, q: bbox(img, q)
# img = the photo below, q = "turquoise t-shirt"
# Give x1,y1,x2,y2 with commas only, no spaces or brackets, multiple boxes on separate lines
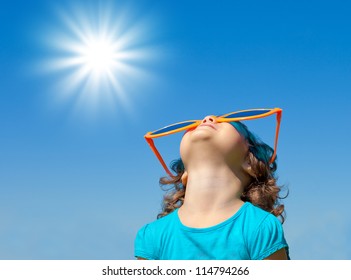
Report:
134,202,289,260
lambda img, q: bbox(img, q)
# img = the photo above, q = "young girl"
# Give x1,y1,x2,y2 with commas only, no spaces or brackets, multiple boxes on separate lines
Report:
135,109,289,260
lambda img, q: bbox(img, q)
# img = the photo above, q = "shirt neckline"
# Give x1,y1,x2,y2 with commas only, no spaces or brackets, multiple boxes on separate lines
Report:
175,202,249,233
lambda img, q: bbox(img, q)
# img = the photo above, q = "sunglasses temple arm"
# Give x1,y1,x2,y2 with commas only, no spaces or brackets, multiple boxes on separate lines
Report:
270,110,282,164
145,137,175,177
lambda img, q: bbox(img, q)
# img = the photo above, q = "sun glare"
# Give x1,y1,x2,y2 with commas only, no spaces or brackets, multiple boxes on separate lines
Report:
82,38,116,74
39,3,161,118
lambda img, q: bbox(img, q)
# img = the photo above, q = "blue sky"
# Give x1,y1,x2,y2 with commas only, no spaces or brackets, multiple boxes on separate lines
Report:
0,0,350,259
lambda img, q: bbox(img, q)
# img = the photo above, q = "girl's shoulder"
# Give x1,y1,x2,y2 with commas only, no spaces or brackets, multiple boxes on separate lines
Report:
244,202,277,219
137,209,178,235
242,203,289,260
241,202,283,233
135,211,178,260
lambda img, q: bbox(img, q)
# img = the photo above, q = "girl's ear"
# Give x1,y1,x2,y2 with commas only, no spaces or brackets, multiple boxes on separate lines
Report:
181,171,188,186
242,160,255,177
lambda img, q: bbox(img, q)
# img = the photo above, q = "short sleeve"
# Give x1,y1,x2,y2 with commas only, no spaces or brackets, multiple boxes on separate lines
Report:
134,224,157,260
248,214,289,260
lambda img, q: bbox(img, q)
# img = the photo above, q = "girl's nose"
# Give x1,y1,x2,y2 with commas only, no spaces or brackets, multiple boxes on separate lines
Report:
202,115,217,124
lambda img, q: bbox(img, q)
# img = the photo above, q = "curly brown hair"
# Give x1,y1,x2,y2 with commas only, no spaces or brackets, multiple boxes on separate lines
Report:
157,121,288,223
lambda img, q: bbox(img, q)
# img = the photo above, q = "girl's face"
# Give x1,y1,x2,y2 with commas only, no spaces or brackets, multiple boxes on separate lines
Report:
180,116,248,168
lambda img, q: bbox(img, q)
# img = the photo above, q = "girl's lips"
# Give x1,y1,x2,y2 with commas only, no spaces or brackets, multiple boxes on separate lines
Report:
198,123,217,130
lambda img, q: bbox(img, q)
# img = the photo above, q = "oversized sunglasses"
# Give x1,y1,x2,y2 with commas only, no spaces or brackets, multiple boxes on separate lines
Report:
145,108,282,177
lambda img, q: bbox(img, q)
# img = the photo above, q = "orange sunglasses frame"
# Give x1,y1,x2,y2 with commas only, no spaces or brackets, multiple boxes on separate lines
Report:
145,108,282,177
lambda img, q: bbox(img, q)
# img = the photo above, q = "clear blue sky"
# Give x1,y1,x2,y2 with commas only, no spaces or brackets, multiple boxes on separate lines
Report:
0,0,350,259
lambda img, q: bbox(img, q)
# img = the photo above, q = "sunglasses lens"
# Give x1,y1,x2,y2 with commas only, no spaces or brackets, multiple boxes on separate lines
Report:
223,109,271,119
150,121,197,135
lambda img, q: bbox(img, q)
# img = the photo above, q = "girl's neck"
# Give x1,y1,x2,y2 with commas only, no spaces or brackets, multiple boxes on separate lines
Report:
180,164,248,216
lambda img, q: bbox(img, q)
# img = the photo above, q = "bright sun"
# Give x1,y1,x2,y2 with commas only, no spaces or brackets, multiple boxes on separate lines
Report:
82,38,116,74
40,3,160,117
